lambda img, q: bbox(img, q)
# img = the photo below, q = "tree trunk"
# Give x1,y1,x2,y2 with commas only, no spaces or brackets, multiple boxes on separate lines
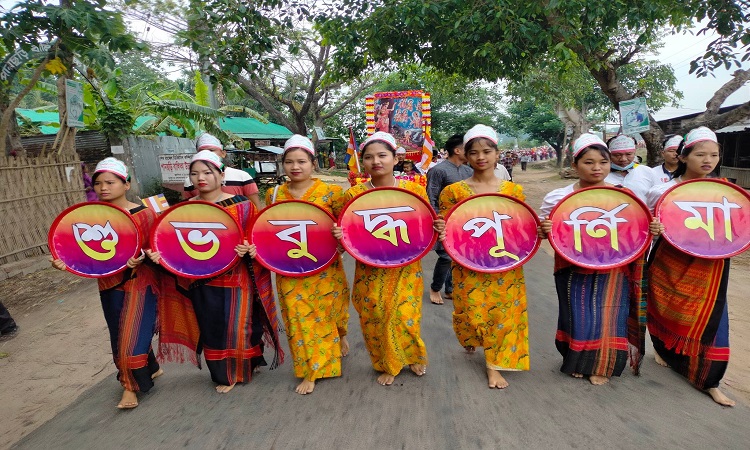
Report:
56,65,77,157
6,110,25,156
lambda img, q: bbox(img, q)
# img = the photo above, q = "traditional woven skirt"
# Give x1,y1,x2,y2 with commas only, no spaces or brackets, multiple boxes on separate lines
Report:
100,284,160,392
554,266,630,377
647,241,730,390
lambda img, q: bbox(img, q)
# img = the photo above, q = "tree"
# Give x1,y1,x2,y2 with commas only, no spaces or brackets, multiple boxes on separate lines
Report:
0,0,143,156
501,99,566,164
318,0,749,164
504,53,682,166
120,1,372,141
372,64,505,144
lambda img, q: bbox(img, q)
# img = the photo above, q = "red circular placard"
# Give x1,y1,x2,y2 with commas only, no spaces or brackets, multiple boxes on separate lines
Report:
548,187,652,269
655,178,750,259
151,201,243,278
444,194,541,273
250,200,339,277
48,202,140,278
338,187,437,268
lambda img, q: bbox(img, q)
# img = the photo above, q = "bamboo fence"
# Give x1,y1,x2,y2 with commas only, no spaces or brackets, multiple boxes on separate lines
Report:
0,154,84,264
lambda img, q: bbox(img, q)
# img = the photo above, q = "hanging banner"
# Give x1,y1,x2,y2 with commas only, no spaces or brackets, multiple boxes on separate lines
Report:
0,41,54,83
151,201,243,278
48,202,140,278
548,187,652,269
65,79,85,128
339,187,437,267
250,200,339,277
444,194,541,273
655,178,750,258
366,90,431,163
619,97,650,134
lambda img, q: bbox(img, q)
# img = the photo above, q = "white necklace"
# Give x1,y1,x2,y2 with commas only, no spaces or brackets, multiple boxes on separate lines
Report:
368,177,398,189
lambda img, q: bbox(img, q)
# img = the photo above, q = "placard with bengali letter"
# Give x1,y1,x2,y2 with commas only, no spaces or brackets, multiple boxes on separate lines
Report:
339,187,437,268
548,187,652,269
655,178,750,258
48,202,141,278
444,194,541,273
151,201,243,278
250,200,339,277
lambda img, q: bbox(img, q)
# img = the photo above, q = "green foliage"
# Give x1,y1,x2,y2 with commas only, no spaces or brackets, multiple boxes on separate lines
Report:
193,71,210,107
317,1,747,82
179,0,301,79
1,0,145,74
502,99,565,149
99,103,135,140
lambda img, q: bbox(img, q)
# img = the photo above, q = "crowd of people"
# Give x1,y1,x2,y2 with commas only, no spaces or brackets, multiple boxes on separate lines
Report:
45,124,737,410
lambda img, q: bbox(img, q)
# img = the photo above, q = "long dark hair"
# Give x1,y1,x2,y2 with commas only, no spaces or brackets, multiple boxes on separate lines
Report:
464,137,498,153
573,146,610,164
282,147,314,163
361,140,395,157
91,171,128,183
671,140,719,179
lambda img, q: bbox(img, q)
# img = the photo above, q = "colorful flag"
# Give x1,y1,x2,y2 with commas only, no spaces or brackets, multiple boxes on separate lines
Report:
344,127,360,172
421,130,434,171
142,193,170,214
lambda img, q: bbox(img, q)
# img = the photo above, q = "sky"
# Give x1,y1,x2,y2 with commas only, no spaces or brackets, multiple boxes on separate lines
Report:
652,27,749,120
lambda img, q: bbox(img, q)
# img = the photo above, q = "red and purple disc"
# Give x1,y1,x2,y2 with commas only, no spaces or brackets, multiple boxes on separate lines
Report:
339,187,437,267
655,178,750,258
549,187,652,269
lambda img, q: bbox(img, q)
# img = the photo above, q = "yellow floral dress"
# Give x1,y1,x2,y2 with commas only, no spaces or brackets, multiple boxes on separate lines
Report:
343,180,429,376
265,179,350,381
439,180,530,371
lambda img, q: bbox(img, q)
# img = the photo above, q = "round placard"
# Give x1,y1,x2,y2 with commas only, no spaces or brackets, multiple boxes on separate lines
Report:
48,202,140,278
339,187,437,268
444,194,541,273
250,200,339,277
655,178,750,259
151,201,243,278
549,187,652,269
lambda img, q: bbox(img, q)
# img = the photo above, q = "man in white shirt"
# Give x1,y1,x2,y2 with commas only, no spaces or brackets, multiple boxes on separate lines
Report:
603,134,655,202
651,134,682,184
183,133,263,211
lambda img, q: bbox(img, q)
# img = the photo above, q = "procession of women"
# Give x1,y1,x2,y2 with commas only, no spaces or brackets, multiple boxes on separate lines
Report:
48,123,748,410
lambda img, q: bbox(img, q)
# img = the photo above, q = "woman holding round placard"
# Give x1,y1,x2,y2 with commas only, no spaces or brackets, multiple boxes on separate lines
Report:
439,125,530,389
147,150,283,394
538,134,654,386
51,158,162,409
334,131,444,386
265,134,351,395
646,127,735,407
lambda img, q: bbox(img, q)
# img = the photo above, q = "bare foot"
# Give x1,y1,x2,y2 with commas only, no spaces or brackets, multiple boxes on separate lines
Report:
654,353,670,367
465,346,476,354
571,373,584,378
340,336,350,357
151,368,164,380
429,290,444,305
487,369,509,389
444,291,453,300
409,364,426,376
215,383,236,394
377,373,396,386
253,366,261,373
295,379,315,395
589,375,609,385
706,387,736,406
117,389,138,409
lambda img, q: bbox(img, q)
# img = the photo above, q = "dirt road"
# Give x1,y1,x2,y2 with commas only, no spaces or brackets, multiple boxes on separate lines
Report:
1,161,748,448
